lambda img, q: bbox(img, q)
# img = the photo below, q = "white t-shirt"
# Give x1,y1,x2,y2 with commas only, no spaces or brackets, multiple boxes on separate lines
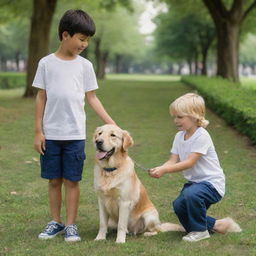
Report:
171,127,225,197
32,53,98,140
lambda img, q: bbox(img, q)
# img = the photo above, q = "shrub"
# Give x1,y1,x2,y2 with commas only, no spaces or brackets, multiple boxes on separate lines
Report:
182,75,256,144
0,72,26,89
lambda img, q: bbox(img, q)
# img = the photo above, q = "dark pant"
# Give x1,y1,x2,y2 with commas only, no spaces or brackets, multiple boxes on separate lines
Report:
172,181,222,233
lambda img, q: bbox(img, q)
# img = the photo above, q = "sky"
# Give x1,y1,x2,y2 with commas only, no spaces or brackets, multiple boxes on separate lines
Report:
138,0,167,34
138,1,157,34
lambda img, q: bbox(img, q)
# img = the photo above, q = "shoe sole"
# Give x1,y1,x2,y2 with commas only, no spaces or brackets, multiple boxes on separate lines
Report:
64,237,81,243
38,230,65,240
182,235,210,242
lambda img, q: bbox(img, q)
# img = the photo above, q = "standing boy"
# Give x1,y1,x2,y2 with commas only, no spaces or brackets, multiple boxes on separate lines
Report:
33,9,116,242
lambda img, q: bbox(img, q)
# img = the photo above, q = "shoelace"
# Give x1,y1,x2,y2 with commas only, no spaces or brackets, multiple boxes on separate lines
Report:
66,225,78,236
44,223,58,233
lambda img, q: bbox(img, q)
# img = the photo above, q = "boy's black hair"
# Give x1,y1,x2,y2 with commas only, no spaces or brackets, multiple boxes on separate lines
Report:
58,9,96,40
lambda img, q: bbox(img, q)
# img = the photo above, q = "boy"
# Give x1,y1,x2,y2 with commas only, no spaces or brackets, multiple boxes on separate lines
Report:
33,9,116,242
149,93,241,242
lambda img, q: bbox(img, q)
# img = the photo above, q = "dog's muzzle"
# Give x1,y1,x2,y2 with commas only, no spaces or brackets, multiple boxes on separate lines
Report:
95,140,115,160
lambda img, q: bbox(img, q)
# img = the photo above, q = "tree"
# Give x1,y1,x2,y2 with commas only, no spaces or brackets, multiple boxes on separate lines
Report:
0,0,30,71
24,0,57,97
202,0,256,82
154,13,215,75
89,3,145,79
162,0,256,81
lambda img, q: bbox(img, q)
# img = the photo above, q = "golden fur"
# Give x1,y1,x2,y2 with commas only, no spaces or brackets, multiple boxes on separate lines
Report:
93,124,184,243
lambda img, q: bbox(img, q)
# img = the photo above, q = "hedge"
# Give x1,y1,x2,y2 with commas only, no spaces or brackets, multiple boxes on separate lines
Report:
182,75,256,144
0,72,26,89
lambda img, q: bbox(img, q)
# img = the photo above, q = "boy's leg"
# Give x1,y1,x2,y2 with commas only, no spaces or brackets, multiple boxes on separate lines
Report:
182,182,221,233
62,140,85,225
40,140,63,223
172,191,189,232
63,179,80,225
38,140,65,240
61,140,85,242
49,178,63,223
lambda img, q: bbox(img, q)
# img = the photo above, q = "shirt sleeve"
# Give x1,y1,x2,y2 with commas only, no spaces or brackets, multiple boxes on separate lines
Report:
170,133,179,154
190,134,211,155
32,60,46,89
84,63,98,92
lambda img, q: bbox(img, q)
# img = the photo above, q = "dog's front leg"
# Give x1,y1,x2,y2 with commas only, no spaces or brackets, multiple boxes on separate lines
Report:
116,201,131,243
95,198,108,241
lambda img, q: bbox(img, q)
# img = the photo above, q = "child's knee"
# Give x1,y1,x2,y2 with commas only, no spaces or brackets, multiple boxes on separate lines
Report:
63,178,79,188
172,198,183,214
49,178,63,188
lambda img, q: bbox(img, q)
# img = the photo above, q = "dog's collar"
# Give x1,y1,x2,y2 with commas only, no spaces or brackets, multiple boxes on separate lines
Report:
103,167,117,172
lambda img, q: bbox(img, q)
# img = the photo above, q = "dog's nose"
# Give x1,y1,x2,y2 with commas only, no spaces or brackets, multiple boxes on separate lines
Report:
96,140,103,147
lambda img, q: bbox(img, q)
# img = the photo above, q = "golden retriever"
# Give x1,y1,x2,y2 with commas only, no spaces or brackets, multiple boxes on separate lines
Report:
93,124,184,243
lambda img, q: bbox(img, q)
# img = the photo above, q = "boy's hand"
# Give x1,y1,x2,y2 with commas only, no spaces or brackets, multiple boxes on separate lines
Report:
34,132,45,155
149,166,166,178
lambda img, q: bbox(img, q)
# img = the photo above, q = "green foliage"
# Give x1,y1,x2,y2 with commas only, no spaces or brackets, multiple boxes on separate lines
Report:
182,75,256,144
154,13,215,63
240,33,256,65
0,72,25,89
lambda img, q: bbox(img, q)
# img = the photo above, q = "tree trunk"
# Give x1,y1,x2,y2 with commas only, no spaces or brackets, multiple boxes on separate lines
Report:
168,63,173,74
98,52,109,79
177,63,183,75
95,38,109,79
201,49,208,75
15,51,20,71
216,21,240,82
194,52,199,75
202,0,256,82
187,60,192,75
95,38,101,78
23,0,57,97
115,54,122,73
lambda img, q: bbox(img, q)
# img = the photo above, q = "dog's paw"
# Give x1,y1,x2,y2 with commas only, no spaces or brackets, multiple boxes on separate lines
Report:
116,231,126,243
144,231,158,237
95,233,106,241
116,238,126,244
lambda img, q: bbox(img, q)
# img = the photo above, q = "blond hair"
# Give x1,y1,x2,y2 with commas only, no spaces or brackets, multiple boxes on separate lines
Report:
169,93,209,128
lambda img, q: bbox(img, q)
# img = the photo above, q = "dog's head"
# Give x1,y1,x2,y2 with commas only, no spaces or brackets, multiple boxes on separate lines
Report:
93,124,134,161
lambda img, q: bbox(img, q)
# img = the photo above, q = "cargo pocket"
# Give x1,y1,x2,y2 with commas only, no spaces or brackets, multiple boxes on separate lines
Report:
74,152,86,177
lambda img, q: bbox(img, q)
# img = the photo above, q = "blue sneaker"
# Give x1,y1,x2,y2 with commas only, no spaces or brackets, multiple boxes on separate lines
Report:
38,221,65,240
64,224,81,242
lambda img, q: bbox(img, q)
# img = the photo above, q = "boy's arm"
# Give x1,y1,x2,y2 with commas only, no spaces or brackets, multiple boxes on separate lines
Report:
34,89,46,155
149,152,201,178
86,90,116,125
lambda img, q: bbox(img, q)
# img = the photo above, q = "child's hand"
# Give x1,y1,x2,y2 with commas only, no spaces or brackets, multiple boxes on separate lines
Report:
149,167,166,178
34,132,45,155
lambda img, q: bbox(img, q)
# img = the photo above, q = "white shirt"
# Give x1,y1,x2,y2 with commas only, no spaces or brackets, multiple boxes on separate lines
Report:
171,127,225,197
32,53,98,140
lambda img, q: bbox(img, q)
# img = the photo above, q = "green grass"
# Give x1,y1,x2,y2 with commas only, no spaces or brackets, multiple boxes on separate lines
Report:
0,77,256,256
241,77,256,91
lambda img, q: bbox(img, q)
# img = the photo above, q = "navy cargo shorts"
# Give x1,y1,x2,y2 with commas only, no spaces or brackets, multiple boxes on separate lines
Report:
40,140,86,181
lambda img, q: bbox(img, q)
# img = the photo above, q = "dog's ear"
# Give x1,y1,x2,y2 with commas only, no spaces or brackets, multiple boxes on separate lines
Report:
122,131,134,151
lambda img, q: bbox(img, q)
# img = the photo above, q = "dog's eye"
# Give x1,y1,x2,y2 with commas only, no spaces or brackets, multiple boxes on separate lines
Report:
98,132,102,135
110,134,116,137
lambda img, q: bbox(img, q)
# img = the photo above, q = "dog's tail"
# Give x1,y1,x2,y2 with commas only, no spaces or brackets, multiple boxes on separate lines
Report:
221,217,242,233
157,222,185,233
143,222,185,237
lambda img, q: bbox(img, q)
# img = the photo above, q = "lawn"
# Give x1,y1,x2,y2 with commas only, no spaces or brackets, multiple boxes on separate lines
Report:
0,77,255,256
241,77,256,90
